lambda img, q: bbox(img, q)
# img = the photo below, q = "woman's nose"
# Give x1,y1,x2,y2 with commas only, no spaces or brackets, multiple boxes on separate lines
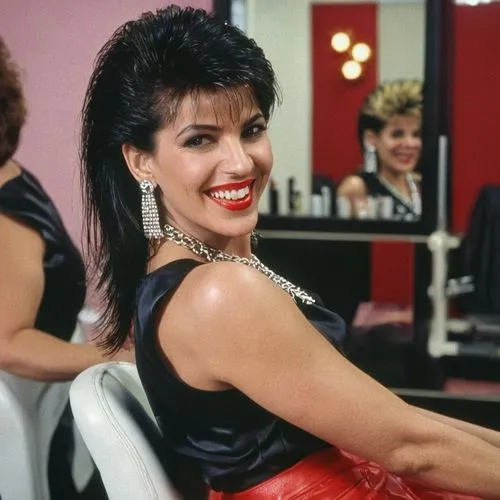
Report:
404,135,421,148
220,139,253,175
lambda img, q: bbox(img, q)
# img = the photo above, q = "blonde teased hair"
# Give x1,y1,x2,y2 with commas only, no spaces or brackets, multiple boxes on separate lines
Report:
357,79,423,147
361,79,422,122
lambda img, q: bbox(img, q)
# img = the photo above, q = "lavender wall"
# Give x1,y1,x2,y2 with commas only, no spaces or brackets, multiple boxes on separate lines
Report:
0,0,212,245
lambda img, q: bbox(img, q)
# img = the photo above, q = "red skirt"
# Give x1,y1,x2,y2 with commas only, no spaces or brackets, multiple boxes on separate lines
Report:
208,448,481,499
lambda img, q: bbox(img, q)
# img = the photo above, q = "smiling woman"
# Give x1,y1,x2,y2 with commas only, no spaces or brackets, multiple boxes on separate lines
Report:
121,87,272,249
337,79,423,221
80,5,500,499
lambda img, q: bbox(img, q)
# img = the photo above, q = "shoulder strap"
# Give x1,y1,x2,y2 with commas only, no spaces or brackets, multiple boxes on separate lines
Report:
134,259,203,342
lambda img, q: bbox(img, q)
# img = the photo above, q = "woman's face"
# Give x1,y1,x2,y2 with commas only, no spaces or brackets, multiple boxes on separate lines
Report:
150,88,273,245
370,114,422,175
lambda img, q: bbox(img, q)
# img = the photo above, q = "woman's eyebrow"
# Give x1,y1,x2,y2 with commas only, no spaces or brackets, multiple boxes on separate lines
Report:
176,123,220,138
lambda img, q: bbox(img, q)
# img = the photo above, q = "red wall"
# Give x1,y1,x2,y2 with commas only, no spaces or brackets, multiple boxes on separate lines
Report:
370,242,414,303
312,4,413,306
311,3,500,309
451,3,500,233
312,4,377,180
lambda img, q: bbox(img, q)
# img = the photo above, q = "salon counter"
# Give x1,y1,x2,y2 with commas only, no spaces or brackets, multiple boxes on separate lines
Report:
256,214,429,242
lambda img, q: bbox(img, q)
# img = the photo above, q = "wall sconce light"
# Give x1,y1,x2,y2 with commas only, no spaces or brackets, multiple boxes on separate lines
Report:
341,60,362,80
331,31,372,81
331,32,351,53
351,42,371,63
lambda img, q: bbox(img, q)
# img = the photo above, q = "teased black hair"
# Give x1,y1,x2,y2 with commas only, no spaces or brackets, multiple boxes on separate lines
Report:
80,5,279,351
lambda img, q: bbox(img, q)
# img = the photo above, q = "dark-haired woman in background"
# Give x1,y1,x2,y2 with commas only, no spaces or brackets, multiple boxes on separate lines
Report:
338,80,422,221
81,6,500,499
0,35,131,499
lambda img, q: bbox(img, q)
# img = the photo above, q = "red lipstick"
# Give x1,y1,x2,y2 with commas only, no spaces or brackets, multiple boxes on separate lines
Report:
206,179,255,211
208,178,254,191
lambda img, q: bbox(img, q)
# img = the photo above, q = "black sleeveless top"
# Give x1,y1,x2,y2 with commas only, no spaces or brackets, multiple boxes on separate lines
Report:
0,168,86,341
355,171,420,221
134,259,346,493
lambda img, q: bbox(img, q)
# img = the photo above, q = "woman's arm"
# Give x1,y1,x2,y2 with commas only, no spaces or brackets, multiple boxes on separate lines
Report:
0,213,129,381
158,262,500,498
336,175,368,217
336,175,368,199
413,405,500,449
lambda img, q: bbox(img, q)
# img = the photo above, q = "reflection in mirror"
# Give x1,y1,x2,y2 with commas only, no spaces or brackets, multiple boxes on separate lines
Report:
233,0,426,222
336,80,423,221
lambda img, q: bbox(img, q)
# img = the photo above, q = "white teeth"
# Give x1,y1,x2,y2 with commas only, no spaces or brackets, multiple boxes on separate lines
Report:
209,185,251,201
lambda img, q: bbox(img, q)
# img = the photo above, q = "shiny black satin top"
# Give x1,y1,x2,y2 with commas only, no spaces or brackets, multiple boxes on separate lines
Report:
134,259,346,492
0,168,86,341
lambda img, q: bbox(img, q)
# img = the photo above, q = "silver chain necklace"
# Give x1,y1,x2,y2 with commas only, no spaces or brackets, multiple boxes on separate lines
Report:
162,223,315,305
377,173,421,216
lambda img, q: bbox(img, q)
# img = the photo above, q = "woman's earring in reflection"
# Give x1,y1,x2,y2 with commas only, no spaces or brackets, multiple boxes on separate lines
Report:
364,143,377,173
251,230,260,251
139,179,164,240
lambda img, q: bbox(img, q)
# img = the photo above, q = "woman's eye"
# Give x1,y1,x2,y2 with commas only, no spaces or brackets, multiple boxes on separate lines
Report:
184,135,211,148
391,129,404,139
242,123,267,139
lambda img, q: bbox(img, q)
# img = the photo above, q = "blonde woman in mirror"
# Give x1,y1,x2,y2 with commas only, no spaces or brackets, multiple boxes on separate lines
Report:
337,79,422,221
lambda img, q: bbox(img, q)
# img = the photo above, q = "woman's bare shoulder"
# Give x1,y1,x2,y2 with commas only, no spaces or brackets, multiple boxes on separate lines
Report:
165,260,291,324
0,160,22,188
154,260,300,390
156,260,299,353
337,175,367,197
0,211,44,255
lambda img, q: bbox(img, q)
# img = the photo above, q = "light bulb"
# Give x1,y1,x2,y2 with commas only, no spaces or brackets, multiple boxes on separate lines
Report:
341,60,362,80
352,43,371,63
331,32,351,53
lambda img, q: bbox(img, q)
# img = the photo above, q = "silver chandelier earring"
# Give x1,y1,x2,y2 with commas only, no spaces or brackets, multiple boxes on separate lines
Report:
251,230,260,250
139,179,164,240
364,143,377,173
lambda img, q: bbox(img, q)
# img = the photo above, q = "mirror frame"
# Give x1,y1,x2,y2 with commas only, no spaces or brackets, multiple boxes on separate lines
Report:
213,0,451,236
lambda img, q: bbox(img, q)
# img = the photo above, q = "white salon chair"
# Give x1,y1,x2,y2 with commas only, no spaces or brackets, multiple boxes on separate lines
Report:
0,322,94,500
69,362,180,500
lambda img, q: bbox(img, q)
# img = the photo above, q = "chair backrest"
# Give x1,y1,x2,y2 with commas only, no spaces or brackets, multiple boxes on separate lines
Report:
459,185,500,314
70,362,180,500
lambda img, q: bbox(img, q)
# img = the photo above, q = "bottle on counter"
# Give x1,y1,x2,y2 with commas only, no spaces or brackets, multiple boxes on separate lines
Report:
320,185,332,217
268,178,279,215
311,194,323,217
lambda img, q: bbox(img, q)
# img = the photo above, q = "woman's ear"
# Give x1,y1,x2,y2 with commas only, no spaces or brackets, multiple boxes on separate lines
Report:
363,130,377,148
121,144,155,183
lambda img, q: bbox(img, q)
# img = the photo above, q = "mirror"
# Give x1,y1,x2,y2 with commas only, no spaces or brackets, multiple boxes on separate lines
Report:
230,0,426,223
